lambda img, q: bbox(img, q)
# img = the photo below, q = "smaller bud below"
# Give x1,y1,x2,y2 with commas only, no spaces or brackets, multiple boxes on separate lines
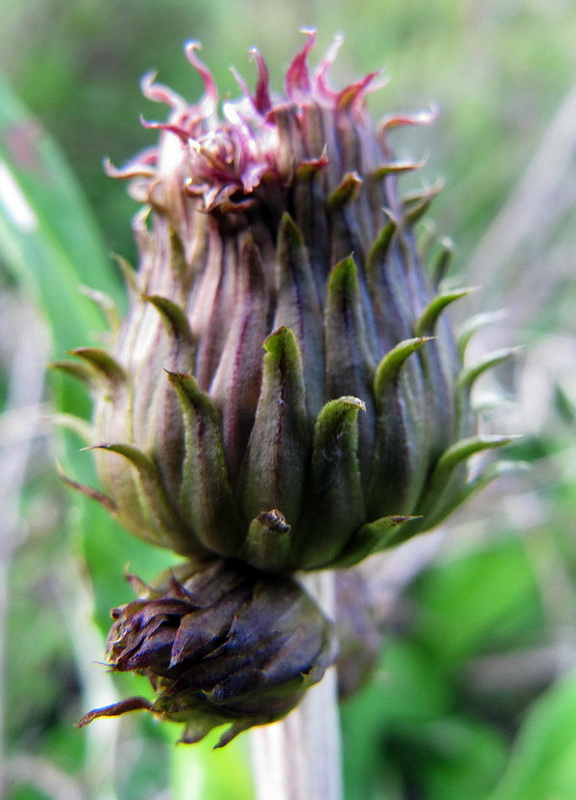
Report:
78,558,337,747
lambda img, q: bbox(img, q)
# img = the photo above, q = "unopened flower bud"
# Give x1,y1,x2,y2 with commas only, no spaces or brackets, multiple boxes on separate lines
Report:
61,31,514,571
79,558,336,746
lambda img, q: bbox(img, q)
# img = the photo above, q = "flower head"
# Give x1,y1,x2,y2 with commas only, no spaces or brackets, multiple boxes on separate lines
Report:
61,31,514,571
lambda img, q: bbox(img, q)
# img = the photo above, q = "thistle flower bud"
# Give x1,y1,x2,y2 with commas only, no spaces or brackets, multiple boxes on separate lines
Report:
78,558,336,746
62,31,514,571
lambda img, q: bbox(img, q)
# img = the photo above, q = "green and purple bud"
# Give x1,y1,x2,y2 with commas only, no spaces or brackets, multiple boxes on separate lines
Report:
62,31,514,571
78,558,336,746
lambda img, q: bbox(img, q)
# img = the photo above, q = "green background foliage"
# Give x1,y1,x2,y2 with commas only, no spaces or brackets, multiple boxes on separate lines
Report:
1,1,575,798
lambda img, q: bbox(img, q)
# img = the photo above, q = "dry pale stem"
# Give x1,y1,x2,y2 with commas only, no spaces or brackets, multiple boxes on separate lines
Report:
250,571,342,800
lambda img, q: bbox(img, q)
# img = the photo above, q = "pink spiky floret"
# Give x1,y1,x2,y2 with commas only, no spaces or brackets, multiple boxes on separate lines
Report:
108,30,430,212
285,27,317,98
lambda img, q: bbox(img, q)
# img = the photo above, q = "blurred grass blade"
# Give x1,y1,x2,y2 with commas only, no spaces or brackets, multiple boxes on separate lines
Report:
0,72,123,364
487,669,576,800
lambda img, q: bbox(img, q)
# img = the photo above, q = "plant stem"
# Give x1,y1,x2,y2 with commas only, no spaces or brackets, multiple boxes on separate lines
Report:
250,570,343,800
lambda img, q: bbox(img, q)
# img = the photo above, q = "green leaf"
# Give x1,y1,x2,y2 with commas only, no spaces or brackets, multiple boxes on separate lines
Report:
342,638,454,800
413,537,543,667
169,726,253,800
398,716,507,800
0,73,126,492
0,74,124,362
487,670,576,800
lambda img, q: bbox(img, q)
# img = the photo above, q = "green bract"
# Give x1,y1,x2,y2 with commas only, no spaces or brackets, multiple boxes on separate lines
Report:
61,32,514,572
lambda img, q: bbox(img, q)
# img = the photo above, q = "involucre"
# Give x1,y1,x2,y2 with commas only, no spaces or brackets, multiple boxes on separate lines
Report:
61,32,514,572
